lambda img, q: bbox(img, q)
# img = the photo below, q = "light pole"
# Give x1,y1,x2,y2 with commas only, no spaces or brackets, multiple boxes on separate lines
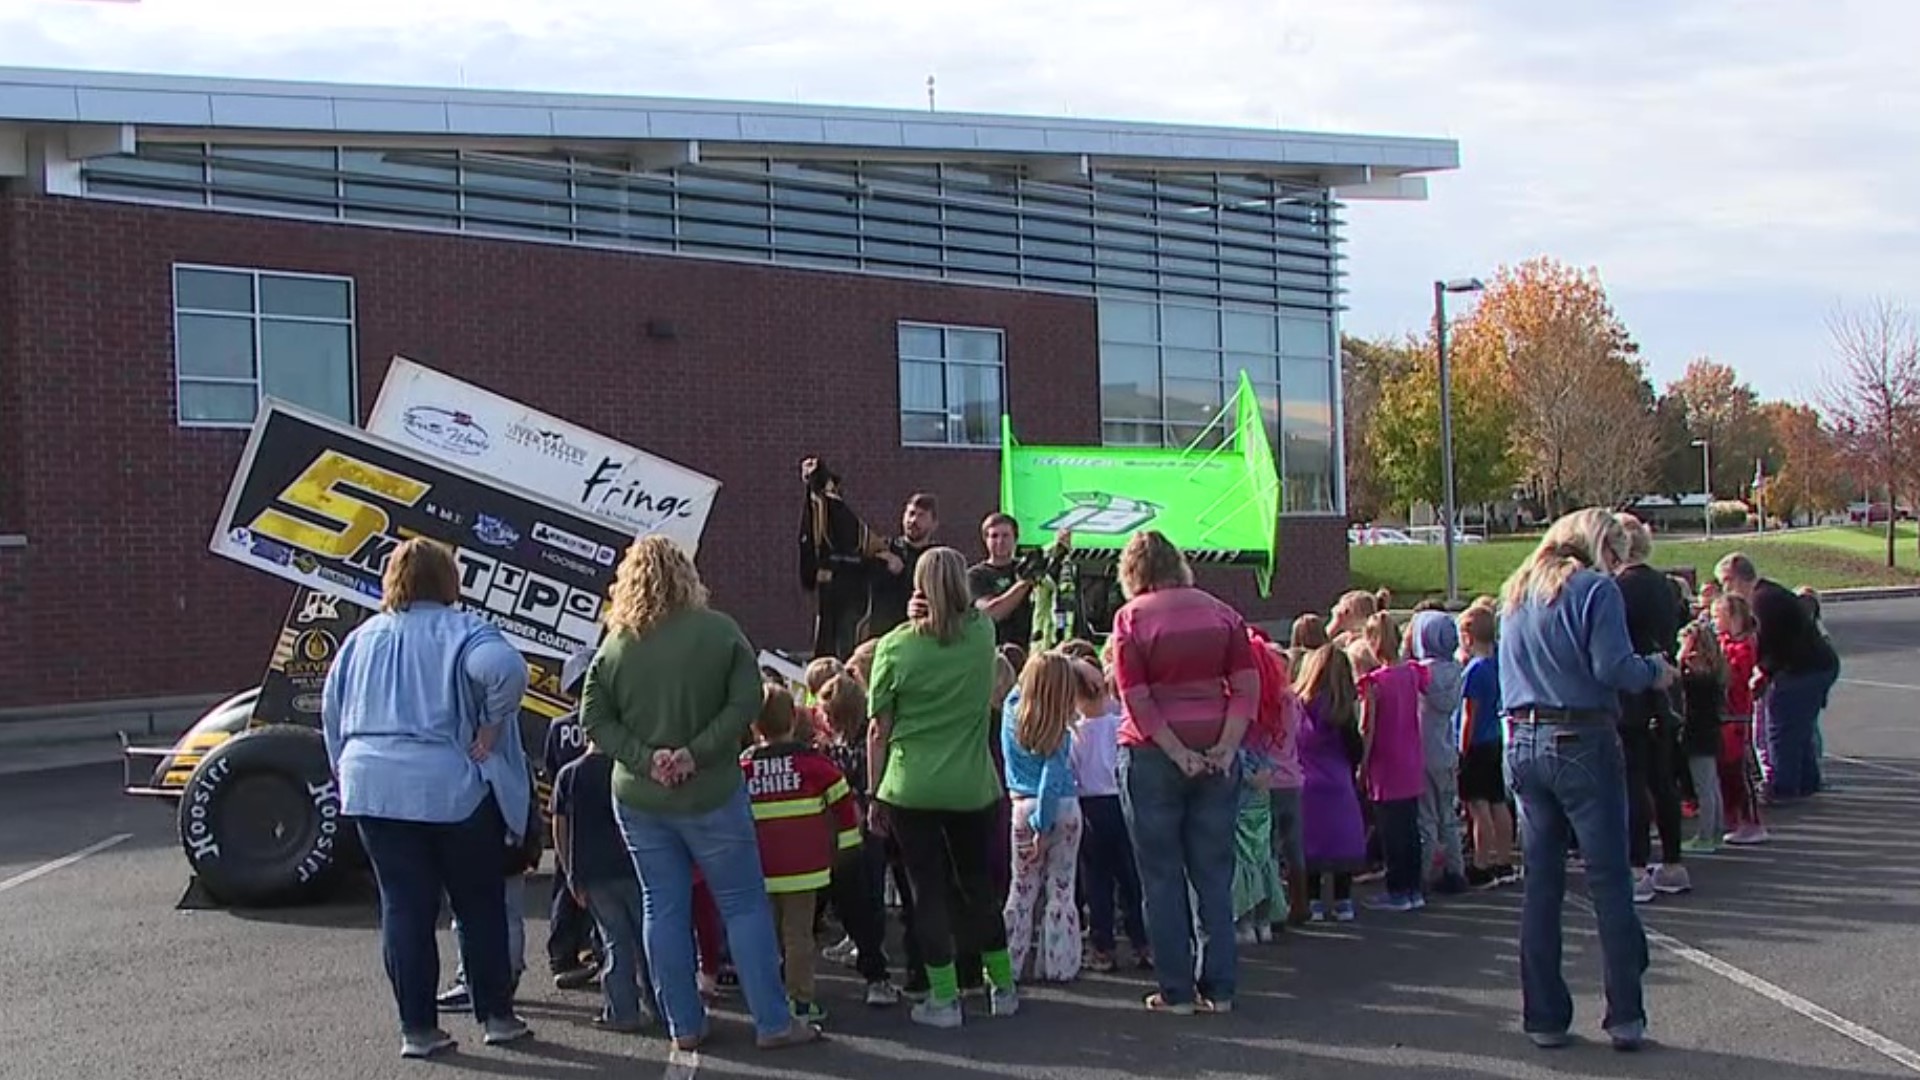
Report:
1435,277,1485,605
1692,437,1713,538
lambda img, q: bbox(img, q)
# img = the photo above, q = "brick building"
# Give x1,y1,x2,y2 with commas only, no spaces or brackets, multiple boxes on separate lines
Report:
0,67,1458,713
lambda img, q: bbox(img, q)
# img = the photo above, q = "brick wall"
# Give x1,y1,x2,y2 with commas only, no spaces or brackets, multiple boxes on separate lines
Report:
0,194,1347,710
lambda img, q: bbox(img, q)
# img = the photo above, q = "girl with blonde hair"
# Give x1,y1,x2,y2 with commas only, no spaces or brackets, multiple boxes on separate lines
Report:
1495,509,1677,1052
580,535,821,1052
1001,652,1086,982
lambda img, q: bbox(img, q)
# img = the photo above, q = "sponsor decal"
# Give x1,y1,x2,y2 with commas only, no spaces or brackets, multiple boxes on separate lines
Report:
1043,493,1162,535
291,693,323,715
295,778,342,884
580,456,699,523
473,513,521,549
400,405,490,457
505,422,589,466
532,521,617,567
183,754,232,862
295,591,341,625
538,547,597,578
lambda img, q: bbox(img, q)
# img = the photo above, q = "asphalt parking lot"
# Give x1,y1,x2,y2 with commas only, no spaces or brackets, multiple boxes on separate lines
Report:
3,599,1918,1080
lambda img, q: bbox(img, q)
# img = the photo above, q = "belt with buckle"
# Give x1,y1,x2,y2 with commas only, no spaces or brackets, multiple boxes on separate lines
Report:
1506,707,1611,725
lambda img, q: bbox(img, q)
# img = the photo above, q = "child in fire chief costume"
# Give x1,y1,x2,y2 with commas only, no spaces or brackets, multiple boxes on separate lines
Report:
799,457,894,661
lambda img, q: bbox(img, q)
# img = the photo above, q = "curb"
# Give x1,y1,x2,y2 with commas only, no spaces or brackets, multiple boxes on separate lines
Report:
1820,586,1920,603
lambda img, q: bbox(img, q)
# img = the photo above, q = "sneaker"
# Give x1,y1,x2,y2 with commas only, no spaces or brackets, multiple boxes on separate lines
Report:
1085,949,1117,973
1725,825,1770,845
1680,838,1720,856
1333,899,1357,923
789,999,828,1024
822,935,858,967
1254,922,1274,944
989,984,1019,1018
1466,866,1496,890
1408,892,1428,910
482,1014,532,1046
1133,948,1155,970
1496,865,1523,886
864,980,901,1007
553,965,597,991
1607,1019,1647,1051
434,983,471,1010
910,998,964,1029
1652,863,1692,894
400,1029,456,1059
1234,920,1258,946
1308,900,1328,923
1433,873,1471,896
1364,892,1414,913
1527,1031,1572,1050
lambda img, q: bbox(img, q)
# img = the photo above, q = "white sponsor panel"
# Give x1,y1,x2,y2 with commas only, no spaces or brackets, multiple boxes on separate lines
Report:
367,356,720,554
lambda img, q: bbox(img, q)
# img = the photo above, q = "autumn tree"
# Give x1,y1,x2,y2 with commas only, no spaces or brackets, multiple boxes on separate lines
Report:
1668,357,1770,499
1448,257,1658,514
1340,334,1414,522
1649,392,1699,502
1822,299,1920,566
1368,332,1521,517
1758,401,1849,526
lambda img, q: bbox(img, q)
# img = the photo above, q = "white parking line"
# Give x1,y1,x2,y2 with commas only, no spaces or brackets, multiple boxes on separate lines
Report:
1830,754,1920,781
1644,925,1920,1073
0,833,132,895
1839,678,1920,692
662,1048,699,1080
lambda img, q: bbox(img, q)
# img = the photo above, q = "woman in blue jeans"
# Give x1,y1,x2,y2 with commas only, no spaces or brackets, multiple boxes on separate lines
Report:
1497,510,1677,1052
580,536,823,1052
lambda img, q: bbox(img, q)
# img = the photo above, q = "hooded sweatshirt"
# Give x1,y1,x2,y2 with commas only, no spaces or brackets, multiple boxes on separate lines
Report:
1409,611,1464,771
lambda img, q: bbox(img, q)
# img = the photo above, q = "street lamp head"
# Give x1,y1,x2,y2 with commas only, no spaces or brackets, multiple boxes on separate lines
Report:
1692,438,1709,448
1441,277,1485,294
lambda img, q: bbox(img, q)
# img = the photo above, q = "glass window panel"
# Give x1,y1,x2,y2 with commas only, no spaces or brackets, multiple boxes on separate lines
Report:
260,321,354,421
1282,316,1333,356
1103,420,1163,447
900,360,945,410
1099,343,1161,421
1021,215,1092,242
774,228,860,255
901,411,949,445
1022,258,1094,286
1095,265,1157,288
1168,423,1227,451
176,313,255,379
209,146,337,201
774,207,857,233
1022,237,1092,261
179,381,259,425
679,196,768,226
341,150,458,214
679,220,768,247
1163,347,1220,380
88,178,205,205
1282,358,1335,513
176,269,254,313
945,226,1018,254
1094,230,1156,267
1163,377,1223,427
343,206,457,229
259,276,350,320
96,143,204,184
1220,277,1279,302
864,195,942,230
465,194,571,229
947,364,1003,446
1162,306,1219,348
865,239,941,266
461,160,569,197
770,164,861,209
1098,300,1156,343
946,250,1017,276
898,325,944,358
1225,351,1278,385
1222,309,1277,353
1163,255,1218,278
946,329,1001,364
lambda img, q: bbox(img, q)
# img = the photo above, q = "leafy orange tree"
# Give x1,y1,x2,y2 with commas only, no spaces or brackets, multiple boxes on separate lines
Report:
1449,257,1658,514
1366,332,1520,517
1758,401,1849,526
1669,357,1770,499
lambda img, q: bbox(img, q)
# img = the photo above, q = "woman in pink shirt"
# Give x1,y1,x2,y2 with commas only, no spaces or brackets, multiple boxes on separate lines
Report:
1356,612,1430,912
1109,531,1260,1016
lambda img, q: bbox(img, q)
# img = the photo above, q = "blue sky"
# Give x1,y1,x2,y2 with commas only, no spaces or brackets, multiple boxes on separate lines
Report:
6,0,1913,402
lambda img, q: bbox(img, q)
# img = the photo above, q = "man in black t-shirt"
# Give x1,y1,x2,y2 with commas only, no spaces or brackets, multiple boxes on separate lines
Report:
968,513,1034,650
866,493,939,638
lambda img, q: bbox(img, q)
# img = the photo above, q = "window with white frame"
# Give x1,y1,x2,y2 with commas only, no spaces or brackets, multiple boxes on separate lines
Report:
173,265,357,427
897,322,1005,447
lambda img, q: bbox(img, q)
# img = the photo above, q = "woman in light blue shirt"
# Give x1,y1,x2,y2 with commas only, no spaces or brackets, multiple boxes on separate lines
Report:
321,538,533,1060
1498,510,1675,1053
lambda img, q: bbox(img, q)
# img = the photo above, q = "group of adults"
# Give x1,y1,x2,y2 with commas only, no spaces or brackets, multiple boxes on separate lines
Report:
319,492,1840,1057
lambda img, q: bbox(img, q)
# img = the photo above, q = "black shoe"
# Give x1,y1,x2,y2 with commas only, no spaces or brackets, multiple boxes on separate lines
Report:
553,965,597,991
1433,872,1472,896
435,984,471,1009
1466,866,1496,889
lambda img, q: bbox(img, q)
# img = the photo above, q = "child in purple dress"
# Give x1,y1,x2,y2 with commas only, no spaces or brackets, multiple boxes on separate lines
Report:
1292,644,1367,923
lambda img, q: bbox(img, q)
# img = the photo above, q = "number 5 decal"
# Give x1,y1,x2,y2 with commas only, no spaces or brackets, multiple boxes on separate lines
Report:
250,450,432,560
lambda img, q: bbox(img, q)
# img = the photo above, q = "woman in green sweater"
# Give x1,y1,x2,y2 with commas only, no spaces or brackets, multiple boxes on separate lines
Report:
579,536,821,1052
867,546,1015,1029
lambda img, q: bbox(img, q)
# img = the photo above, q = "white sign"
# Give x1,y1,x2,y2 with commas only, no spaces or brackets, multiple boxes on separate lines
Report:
368,357,721,554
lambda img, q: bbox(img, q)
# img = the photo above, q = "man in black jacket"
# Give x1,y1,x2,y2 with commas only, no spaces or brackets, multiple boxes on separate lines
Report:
1715,553,1841,800
799,457,889,661
865,493,938,638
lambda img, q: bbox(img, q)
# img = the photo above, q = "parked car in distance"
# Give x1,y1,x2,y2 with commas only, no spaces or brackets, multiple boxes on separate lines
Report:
1348,525,1421,546
1404,525,1486,546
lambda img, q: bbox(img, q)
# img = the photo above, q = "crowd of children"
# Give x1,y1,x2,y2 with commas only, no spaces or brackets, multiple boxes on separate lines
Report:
535,576,1829,1035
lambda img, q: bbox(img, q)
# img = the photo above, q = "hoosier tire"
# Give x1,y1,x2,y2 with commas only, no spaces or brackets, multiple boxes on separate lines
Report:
177,725,351,907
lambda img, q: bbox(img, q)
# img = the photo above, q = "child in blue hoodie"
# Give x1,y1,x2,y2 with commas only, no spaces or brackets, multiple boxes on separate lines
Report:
1407,610,1468,895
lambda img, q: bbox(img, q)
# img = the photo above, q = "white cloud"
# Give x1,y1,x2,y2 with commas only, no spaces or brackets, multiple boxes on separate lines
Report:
4,0,1915,397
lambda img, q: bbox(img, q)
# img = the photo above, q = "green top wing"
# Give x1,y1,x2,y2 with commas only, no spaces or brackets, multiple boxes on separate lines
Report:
1000,372,1283,596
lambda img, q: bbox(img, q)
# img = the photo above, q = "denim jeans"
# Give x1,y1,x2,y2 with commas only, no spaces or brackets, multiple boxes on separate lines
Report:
1375,798,1422,898
615,788,792,1041
582,875,659,1026
356,800,514,1034
1506,721,1649,1037
1767,668,1837,800
453,874,526,986
1119,745,1238,1006
1080,794,1147,953
549,864,596,973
